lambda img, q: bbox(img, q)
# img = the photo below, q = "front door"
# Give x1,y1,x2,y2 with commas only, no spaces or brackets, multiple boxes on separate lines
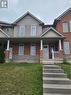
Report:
43,45,49,59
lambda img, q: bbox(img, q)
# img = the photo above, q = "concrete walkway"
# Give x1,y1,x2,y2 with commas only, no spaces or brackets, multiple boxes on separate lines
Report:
43,64,71,95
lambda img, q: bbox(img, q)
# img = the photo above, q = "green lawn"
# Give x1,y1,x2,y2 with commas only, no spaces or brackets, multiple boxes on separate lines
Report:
59,63,71,79
0,63,42,95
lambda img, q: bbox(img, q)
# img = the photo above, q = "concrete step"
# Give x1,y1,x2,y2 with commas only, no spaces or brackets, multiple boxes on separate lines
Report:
43,65,61,69
43,84,71,94
43,78,71,84
43,77,70,80
43,63,55,65
43,65,59,67
43,93,71,95
43,69,64,73
43,73,67,78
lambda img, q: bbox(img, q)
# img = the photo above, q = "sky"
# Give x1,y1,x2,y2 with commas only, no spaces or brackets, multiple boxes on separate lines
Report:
0,0,71,24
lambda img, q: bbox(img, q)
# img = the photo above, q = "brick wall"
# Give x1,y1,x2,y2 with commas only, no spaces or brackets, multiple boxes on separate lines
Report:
55,11,71,53
12,42,40,56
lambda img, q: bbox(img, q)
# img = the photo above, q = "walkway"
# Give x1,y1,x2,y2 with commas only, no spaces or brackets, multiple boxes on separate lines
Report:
43,63,71,95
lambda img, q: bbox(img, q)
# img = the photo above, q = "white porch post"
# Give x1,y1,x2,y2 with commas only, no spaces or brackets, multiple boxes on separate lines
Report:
40,40,43,50
6,40,10,51
40,39,43,63
52,48,54,59
59,40,62,50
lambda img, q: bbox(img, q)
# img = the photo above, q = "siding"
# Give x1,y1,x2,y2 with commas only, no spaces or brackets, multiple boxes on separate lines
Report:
14,15,42,37
3,28,14,37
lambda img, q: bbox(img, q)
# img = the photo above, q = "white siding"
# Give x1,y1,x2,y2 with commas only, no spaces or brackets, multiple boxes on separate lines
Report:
14,15,42,37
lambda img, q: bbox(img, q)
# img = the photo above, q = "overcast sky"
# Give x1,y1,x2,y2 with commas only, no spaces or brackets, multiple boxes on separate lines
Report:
0,0,71,24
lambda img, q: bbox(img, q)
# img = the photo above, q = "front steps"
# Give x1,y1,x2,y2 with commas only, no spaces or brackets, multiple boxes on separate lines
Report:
43,64,71,95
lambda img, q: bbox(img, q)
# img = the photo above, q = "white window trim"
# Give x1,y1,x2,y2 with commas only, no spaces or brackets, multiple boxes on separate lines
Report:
69,21,71,32
63,22,68,33
19,26,25,37
30,45,36,56
31,25,36,36
18,45,24,55
64,42,70,54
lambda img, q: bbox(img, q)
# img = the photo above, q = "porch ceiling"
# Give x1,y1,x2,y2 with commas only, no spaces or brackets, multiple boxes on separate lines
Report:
9,38,40,43
0,37,63,43
42,38,60,44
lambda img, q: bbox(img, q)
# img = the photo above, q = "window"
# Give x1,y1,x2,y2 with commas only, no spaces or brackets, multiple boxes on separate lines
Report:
18,45,24,55
63,22,68,32
69,21,71,32
1,0,7,8
30,45,36,56
19,26,25,37
31,25,36,36
64,42,70,54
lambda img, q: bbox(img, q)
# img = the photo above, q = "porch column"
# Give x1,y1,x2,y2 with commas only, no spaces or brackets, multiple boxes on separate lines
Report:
59,40,62,50
5,40,10,63
52,48,54,60
40,40,43,63
59,40,63,60
41,40,43,50
7,40,10,50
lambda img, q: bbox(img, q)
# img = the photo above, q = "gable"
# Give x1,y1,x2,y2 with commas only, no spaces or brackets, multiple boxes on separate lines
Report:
16,15,41,26
42,30,61,38
41,27,64,38
13,12,44,25
56,7,71,20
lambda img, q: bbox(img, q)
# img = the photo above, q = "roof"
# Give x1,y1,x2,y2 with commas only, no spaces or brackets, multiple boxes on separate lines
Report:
42,24,53,28
0,21,13,27
53,7,71,27
55,7,71,20
41,27,64,38
0,21,10,24
13,11,44,25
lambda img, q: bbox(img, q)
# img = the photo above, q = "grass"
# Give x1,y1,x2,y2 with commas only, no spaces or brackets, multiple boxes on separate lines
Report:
59,63,71,79
0,63,42,95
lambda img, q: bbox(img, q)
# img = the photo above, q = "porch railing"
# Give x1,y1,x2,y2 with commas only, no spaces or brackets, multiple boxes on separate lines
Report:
12,55,40,63
54,51,59,59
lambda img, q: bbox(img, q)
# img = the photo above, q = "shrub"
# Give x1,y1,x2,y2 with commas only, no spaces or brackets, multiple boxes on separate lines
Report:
63,58,69,64
0,50,5,63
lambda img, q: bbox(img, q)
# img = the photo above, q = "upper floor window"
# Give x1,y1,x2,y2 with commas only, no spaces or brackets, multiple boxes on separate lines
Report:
19,26,25,37
31,25,36,36
63,22,68,32
69,21,71,32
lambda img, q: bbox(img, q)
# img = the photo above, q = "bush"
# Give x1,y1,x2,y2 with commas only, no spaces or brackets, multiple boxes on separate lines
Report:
63,58,69,64
0,50,5,63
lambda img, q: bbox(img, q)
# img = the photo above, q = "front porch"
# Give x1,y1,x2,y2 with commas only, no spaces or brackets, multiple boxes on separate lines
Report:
3,38,64,63
40,38,63,63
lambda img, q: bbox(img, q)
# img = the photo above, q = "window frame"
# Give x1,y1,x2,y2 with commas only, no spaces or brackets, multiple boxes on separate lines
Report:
31,25,36,36
63,22,69,33
30,45,36,56
18,45,24,55
69,21,71,32
63,42,70,54
19,26,25,37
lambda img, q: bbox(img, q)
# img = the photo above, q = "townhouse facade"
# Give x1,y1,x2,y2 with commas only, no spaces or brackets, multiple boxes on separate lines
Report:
0,7,71,63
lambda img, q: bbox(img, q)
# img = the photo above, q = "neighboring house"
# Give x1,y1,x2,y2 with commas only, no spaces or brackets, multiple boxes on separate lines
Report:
0,7,71,63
